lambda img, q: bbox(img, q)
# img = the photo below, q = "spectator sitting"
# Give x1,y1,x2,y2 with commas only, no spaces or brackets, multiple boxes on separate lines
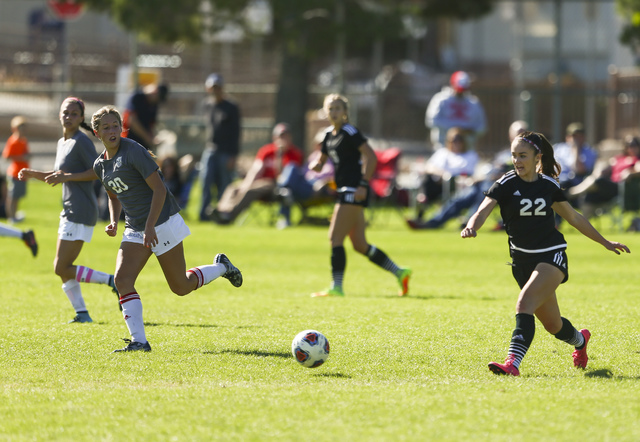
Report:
212,123,303,224
275,127,336,228
413,127,479,222
408,120,527,230
554,122,598,199
159,155,196,210
569,134,640,220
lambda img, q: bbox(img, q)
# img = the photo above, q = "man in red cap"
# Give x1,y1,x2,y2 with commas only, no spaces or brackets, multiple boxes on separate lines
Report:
425,71,487,150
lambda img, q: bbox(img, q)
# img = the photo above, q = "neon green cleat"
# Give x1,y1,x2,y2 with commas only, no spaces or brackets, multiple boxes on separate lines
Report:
397,268,412,296
311,287,345,298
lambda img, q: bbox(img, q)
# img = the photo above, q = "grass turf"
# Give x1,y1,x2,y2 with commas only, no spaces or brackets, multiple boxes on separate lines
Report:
1,180,639,441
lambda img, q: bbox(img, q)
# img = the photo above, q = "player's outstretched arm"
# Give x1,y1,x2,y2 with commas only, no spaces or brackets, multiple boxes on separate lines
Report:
461,196,497,238
553,201,631,255
18,168,54,182
44,168,97,186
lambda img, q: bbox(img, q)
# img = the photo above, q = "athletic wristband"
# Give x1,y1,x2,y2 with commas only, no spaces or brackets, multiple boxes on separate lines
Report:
359,179,369,187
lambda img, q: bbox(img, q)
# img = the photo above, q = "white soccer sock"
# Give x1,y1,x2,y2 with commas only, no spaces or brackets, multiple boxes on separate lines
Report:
61,279,87,313
120,292,146,344
76,265,111,285
187,263,226,289
0,223,23,238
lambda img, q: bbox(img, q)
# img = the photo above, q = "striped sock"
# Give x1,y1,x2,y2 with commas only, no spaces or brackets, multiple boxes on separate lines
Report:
366,245,400,275
120,292,146,344
331,246,346,290
76,265,111,285
554,317,586,349
507,313,535,369
187,263,226,289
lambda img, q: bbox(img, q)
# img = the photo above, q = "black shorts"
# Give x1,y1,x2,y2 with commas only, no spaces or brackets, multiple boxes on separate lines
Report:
510,249,569,289
337,187,369,207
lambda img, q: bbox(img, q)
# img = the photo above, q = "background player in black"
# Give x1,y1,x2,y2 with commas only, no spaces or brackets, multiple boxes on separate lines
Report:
309,94,411,297
461,131,629,376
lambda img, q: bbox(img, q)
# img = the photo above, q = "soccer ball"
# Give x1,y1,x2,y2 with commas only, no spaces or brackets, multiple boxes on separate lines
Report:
291,330,330,368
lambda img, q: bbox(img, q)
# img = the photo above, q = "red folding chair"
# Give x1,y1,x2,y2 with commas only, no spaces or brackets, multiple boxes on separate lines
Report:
368,147,406,224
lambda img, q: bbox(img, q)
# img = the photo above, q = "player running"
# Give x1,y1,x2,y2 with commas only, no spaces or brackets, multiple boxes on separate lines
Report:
19,97,118,323
309,94,411,298
90,105,242,352
461,131,629,376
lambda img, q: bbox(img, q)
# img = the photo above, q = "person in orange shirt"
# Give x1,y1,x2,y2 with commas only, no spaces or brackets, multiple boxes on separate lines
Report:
2,116,30,223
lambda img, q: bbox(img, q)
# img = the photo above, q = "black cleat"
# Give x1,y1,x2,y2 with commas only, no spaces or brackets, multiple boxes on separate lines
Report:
214,253,243,287
22,230,38,257
112,338,151,353
68,311,93,323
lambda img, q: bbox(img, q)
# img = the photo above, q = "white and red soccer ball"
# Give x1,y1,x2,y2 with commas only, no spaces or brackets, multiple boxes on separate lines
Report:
291,330,330,368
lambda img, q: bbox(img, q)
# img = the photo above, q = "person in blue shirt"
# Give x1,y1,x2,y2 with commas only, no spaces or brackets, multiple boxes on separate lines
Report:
200,73,241,221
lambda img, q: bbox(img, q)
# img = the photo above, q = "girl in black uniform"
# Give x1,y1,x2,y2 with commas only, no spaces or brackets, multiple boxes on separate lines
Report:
461,131,629,376
309,94,411,297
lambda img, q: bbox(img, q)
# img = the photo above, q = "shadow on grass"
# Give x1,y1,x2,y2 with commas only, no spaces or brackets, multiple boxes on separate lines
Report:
585,368,614,379
143,322,259,329
526,369,640,380
581,368,640,380
204,349,292,359
397,294,464,301
312,372,351,379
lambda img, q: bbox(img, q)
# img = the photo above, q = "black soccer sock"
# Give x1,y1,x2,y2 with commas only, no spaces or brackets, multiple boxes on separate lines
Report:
366,245,401,275
331,246,346,290
553,317,586,349
507,313,535,369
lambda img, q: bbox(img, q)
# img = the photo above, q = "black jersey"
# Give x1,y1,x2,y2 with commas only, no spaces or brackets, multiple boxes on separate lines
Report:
486,170,567,255
321,124,367,189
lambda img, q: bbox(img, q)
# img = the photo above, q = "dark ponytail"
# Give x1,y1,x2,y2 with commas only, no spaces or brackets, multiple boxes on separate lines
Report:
517,131,561,180
80,121,94,135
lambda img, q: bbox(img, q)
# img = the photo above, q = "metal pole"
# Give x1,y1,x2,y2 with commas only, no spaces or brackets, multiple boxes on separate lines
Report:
585,2,597,145
130,33,139,90
552,0,563,143
371,38,383,138
336,0,346,96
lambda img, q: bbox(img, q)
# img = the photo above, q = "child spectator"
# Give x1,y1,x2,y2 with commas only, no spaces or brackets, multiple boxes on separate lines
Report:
2,116,30,223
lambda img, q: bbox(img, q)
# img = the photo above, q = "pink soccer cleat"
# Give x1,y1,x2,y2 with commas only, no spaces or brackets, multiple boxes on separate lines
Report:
488,355,520,376
572,329,591,369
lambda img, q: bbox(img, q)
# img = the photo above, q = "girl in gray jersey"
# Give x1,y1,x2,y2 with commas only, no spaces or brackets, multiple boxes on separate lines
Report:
18,97,118,324
91,105,242,353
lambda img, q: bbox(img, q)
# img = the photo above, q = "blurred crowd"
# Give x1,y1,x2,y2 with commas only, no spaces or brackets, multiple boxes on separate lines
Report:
4,70,640,237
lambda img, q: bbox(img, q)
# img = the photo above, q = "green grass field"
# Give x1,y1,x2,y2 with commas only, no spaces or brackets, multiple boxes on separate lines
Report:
1,180,639,441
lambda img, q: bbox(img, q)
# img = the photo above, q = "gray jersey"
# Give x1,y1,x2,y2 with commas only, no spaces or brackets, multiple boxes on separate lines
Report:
54,131,99,226
93,138,180,231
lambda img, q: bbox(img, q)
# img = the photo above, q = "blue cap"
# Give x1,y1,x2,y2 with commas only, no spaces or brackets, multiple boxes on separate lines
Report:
205,73,223,88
